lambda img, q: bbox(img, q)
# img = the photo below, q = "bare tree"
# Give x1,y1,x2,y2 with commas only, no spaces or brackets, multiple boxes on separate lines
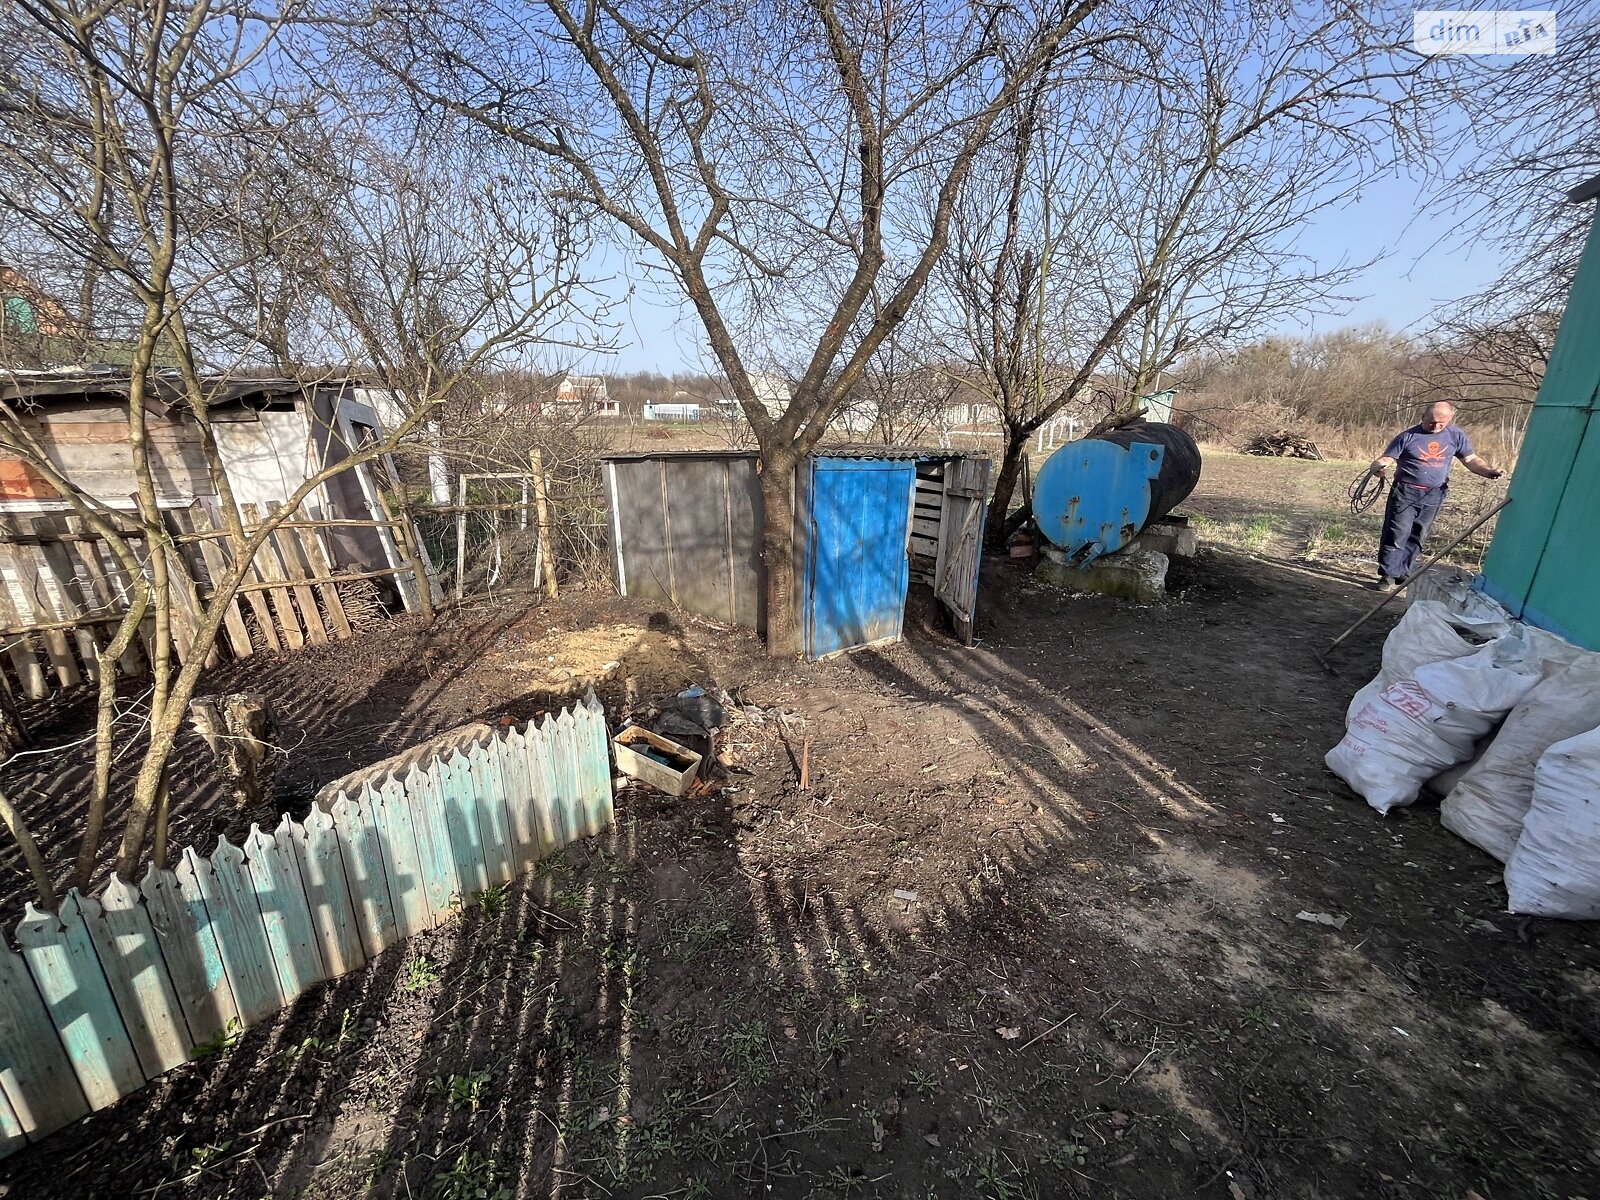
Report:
1425,15,1600,344
364,0,1117,653
926,3,1423,544
0,1,597,900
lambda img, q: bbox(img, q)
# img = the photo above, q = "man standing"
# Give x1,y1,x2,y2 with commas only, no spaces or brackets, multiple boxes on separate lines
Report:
1369,401,1504,590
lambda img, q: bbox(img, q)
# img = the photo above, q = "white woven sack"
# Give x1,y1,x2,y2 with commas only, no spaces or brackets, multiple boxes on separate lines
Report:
1327,638,1544,815
1441,653,1600,861
1504,727,1600,919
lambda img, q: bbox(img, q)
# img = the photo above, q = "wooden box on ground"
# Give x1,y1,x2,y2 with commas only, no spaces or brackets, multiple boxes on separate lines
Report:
612,725,701,796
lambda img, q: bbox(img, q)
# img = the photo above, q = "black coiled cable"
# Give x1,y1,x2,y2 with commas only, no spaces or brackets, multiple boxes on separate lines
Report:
1348,467,1386,516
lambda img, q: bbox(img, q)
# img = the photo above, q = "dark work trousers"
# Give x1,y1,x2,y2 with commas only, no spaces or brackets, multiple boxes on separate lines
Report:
1378,483,1447,581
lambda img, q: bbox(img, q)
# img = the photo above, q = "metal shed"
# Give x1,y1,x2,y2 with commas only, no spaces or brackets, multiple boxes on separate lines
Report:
1477,174,1600,650
602,447,990,658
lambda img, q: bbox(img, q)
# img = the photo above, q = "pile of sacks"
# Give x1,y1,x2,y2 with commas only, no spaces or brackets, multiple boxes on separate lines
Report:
1326,585,1600,919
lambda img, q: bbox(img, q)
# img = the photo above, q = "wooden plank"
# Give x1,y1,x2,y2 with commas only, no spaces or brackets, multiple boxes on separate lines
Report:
0,937,88,1140
15,896,145,1108
66,517,145,677
440,750,490,897
494,726,539,873
223,518,282,654
82,877,192,1075
0,1083,25,1158
371,776,432,939
403,762,462,923
582,692,615,836
548,712,582,845
241,503,303,651
245,823,325,1003
0,517,80,687
266,502,327,645
192,839,283,1026
141,862,239,1050
329,789,399,959
286,808,365,980
0,556,47,698
187,503,252,659
528,716,568,850
33,517,101,685
468,742,515,886
291,517,351,640
157,508,210,667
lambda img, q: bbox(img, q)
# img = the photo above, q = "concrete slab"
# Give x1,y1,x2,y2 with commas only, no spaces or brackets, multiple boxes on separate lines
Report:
1036,544,1169,603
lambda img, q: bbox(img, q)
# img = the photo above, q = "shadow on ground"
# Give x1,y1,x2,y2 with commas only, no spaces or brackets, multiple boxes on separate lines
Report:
3,550,1598,1200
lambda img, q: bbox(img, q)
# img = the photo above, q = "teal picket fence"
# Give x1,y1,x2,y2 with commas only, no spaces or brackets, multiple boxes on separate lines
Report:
0,694,612,1159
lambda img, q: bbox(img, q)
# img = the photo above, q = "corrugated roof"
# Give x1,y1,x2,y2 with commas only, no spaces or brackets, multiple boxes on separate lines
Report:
601,444,987,463
0,371,318,408
600,449,760,462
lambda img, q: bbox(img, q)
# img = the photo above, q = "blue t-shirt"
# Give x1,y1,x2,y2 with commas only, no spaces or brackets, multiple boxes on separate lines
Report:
1383,424,1474,489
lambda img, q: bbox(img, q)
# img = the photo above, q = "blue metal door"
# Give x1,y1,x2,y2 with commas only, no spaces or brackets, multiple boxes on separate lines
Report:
804,457,915,659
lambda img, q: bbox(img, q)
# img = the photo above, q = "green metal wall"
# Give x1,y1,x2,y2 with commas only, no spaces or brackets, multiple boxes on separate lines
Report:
1479,211,1600,648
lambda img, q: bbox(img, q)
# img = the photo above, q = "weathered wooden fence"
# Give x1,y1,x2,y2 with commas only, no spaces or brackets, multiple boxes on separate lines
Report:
0,505,436,700
0,696,612,1159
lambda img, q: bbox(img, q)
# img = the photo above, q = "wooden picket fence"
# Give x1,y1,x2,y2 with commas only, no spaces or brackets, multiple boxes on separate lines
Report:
0,695,612,1160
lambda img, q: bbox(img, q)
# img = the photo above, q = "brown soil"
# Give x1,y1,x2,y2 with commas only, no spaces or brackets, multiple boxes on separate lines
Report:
2,506,1598,1199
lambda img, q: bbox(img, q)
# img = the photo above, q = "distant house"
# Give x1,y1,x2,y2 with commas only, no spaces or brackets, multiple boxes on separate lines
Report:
554,374,618,417
643,400,702,422
749,373,792,418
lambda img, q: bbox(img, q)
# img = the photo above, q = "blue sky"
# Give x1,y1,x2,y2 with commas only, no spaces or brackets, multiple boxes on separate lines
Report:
588,170,1509,375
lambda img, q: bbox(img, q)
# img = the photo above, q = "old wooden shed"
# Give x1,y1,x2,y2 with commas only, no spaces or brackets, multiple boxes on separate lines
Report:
602,447,990,658
604,448,992,659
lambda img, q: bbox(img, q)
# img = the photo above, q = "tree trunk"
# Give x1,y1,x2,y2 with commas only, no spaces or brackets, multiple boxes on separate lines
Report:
759,453,800,657
189,693,280,812
984,428,1030,548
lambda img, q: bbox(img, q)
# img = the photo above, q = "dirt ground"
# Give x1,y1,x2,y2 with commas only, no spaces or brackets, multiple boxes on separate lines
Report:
2,453,1597,1200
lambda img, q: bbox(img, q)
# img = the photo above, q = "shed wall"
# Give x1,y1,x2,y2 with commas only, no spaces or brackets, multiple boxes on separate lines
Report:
607,456,765,629
1480,208,1600,649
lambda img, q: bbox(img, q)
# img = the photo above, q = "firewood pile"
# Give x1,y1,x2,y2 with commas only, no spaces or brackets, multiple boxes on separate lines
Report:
1241,429,1323,460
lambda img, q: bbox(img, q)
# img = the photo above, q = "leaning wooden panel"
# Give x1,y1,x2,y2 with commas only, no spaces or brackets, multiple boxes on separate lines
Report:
67,517,147,676
329,789,399,959
192,840,283,1026
0,560,47,698
15,896,145,1108
410,758,470,913
0,937,88,1141
0,1084,24,1158
185,503,252,660
33,518,102,685
0,516,80,688
291,518,351,640
287,808,366,979
469,741,516,886
265,502,327,645
83,878,192,1076
241,503,304,651
439,749,489,896
245,824,326,1003
371,776,432,939
142,862,239,1048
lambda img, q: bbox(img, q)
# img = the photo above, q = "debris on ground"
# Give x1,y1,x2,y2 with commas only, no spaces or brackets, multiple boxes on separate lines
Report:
1241,428,1323,459
1296,910,1350,929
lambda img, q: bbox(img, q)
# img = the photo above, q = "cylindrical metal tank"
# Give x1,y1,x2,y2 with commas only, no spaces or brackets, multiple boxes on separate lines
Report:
1033,421,1201,565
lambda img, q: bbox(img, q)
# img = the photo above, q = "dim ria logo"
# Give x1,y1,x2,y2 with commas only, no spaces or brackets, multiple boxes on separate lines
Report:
1414,9,1557,54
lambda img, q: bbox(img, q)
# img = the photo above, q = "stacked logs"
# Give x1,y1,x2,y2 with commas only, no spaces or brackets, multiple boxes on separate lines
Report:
1242,429,1323,459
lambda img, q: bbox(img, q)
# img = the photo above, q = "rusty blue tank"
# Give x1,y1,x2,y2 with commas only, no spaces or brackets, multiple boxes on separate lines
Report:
1033,422,1201,565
